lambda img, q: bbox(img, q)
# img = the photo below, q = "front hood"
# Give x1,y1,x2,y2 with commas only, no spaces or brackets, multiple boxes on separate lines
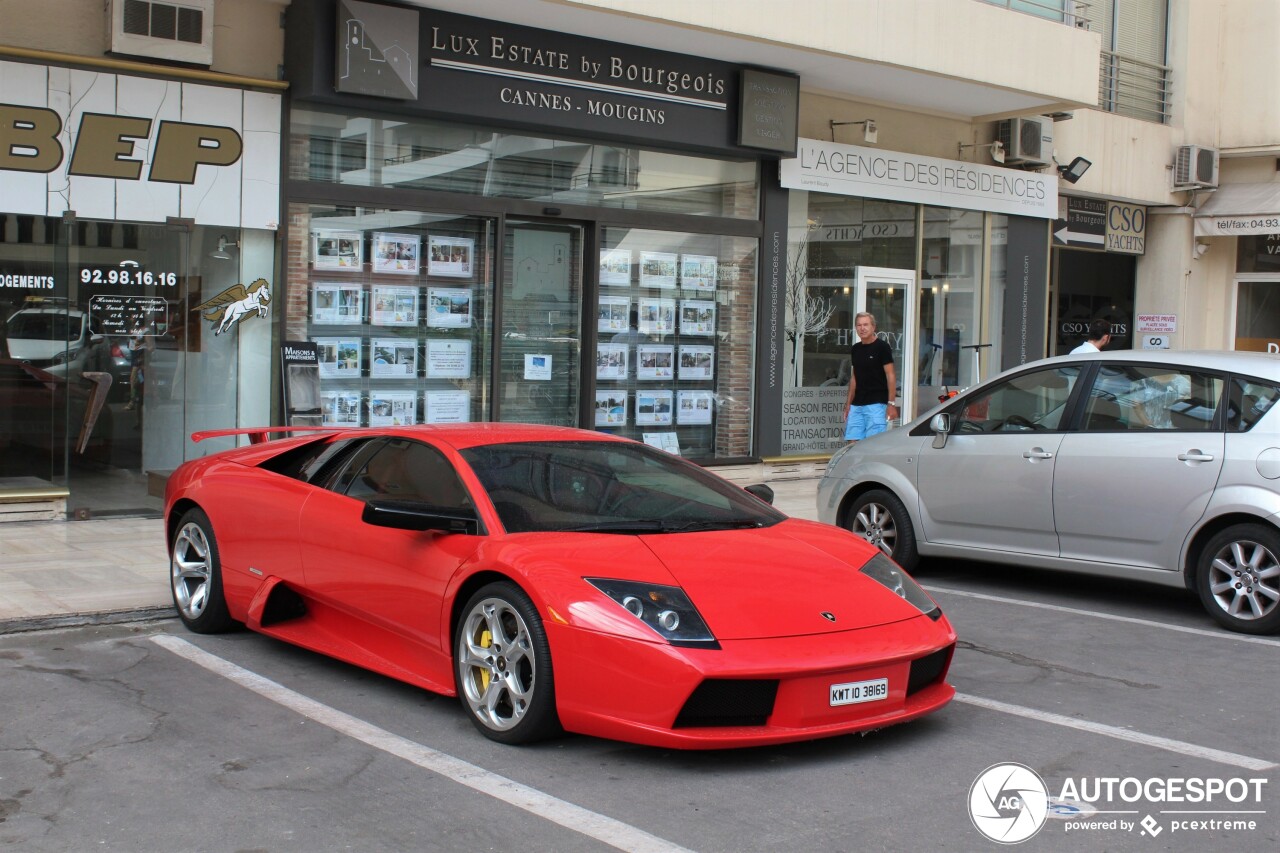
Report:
512,517,931,637
637,519,927,640
6,339,66,361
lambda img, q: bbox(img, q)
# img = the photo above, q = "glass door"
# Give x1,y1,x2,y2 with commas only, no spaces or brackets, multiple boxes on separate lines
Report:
498,220,583,426
855,266,915,422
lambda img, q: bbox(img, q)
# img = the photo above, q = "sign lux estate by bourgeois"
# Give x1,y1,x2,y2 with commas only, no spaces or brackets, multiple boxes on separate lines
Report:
327,0,795,156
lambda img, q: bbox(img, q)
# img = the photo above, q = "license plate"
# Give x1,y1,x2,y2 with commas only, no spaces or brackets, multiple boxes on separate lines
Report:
829,677,889,706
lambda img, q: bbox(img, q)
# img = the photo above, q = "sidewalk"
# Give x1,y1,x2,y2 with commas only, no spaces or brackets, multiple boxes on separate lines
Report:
0,479,822,631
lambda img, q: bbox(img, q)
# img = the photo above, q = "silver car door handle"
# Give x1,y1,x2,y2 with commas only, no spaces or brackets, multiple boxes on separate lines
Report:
1023,448,1054,459
1177,451,1215,462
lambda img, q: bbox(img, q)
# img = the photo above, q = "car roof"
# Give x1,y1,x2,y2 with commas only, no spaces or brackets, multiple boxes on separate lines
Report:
1027,349,1280,378
342,422,628,452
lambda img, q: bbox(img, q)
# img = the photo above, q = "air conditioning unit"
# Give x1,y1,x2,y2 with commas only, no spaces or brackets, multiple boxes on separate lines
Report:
997,117,1054,167
109,0,215,66
1174,145,1220,189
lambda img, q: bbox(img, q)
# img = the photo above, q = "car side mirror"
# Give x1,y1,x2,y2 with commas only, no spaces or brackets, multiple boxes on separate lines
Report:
930,413,951,449
362,498,480,534
744,483,775,505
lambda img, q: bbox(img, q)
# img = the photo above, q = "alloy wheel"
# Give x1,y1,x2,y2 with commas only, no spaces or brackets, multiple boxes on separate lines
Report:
458,597,537,732
853,502,898,557
1207,538,1280,621
171,521,212,620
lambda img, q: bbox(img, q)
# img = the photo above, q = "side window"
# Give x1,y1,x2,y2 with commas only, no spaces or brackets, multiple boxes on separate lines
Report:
1082,365,1222,432
1227,378,1280,432
954,366,1079,433
343,438,472,510
325,439,387,494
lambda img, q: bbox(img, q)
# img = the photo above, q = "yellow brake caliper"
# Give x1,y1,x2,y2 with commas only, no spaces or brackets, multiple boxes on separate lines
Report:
476,628,492,692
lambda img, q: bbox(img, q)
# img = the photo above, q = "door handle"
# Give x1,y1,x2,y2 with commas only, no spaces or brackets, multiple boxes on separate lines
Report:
1023,448,1054,459
1177,451,1215,462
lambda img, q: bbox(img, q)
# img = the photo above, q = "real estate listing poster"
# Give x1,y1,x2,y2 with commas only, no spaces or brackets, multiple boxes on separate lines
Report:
372,232,420,275
425,338,473,378
425,389,471,423
371,285,419,326
370,338,418,377
636,389,674,425
369,390,417,426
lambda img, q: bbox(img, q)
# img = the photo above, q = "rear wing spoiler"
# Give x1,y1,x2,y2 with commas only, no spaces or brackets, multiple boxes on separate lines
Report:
191,426,342,445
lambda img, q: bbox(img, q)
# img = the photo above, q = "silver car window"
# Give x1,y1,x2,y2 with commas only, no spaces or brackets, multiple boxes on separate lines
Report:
955,366,1079,433
1227,378,1280,432
1083,365,1222,431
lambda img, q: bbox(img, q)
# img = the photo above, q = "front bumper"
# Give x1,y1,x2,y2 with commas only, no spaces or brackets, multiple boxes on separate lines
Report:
548,614,956,749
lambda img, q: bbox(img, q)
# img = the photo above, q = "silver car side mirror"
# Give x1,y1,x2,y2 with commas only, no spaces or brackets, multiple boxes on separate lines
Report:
930,413,951,449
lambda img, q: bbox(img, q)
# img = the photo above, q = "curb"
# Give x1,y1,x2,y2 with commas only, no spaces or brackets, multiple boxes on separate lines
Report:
0,606,175,636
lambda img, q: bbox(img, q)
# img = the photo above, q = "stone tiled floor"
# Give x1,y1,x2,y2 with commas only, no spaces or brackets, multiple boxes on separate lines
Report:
0,517,170,622
0,479,822,624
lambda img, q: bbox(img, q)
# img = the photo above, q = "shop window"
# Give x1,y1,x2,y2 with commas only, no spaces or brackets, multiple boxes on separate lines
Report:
290,107,758,220
595,227,757,460
1235,235,1280,274
1234,280,1280,352
788,195,917,389
294,203,495,429
919,207,985,394
1052,250,1134,354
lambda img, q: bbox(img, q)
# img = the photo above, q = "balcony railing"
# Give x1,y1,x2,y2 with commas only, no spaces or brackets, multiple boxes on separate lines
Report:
977,0,1092,29
1099,50,1172,124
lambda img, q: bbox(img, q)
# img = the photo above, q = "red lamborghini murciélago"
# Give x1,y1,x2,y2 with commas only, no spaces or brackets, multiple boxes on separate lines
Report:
165,423,955,748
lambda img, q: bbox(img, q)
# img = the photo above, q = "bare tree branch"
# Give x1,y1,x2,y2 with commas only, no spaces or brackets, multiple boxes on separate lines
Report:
784,228,835,385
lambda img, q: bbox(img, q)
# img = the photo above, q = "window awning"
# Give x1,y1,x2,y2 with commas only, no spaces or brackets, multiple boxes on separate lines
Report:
1194,183,1280,236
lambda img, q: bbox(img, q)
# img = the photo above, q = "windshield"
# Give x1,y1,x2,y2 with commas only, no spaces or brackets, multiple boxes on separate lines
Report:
461,440,786,533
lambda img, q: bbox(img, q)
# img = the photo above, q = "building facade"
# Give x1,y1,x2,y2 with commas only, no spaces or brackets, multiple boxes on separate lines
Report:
1,0,1272,519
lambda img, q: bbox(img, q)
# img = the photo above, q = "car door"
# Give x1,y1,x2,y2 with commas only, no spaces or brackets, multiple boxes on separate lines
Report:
916,364,1081,555
298,436,483,668
1054,363,1226,570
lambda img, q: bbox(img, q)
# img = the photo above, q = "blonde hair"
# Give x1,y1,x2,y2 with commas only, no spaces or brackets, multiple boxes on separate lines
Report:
854,312,877,328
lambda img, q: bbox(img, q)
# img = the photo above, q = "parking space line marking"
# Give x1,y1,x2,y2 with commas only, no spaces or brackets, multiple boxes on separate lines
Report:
150,634,694,853
927,585,1280,648
954,692,1277,771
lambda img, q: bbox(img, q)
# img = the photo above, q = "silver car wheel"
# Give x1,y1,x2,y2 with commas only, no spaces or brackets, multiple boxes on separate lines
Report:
458,597,537,732
1207,538,1280,621
853,501,897,557
171,521,212,620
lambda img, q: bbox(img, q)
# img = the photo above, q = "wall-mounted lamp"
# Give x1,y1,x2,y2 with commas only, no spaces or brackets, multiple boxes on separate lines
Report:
830,119,877,144
210,235,238,260
958,140,1005,164
1194,240,1211,259
1056,155,1092,184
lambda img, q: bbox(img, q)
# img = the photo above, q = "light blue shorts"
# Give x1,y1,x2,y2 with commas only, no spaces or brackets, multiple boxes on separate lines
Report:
844,403,888,441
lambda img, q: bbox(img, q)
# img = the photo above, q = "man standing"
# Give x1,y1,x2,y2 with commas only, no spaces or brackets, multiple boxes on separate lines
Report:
1070,317,1112,353
844,312,897,442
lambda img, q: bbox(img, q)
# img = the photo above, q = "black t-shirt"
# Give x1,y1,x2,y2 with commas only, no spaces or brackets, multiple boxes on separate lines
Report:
849,338,894,406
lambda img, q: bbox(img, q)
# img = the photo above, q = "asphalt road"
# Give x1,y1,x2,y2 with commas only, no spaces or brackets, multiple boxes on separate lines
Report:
1,558,1276,852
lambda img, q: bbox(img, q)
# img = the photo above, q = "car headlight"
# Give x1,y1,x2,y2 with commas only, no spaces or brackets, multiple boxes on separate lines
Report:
859,553,942,620
585,578,719,648
51,347,80,366
828,442,856,471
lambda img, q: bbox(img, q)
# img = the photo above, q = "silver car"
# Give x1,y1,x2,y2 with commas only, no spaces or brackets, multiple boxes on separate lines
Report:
818,350,1280,634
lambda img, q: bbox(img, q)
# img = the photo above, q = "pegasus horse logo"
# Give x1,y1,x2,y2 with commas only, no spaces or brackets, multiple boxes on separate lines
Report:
197,278,271,335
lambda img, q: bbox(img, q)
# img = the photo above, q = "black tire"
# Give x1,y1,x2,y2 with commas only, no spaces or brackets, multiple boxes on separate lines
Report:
454,582,561,745
1196,524,1280,634
169,508,235,634
847,489,919,571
